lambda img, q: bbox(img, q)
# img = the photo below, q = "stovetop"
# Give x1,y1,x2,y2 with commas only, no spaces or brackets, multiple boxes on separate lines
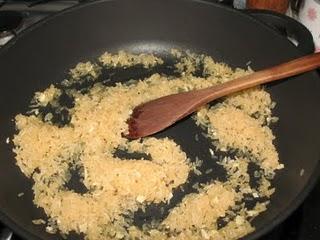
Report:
0,1,320,240
0,0,80,47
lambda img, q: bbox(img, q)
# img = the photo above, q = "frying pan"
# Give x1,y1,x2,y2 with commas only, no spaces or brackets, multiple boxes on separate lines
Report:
0,0,320,239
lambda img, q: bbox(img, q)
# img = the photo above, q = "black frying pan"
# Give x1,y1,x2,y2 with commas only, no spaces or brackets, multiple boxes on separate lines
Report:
1,0,320,239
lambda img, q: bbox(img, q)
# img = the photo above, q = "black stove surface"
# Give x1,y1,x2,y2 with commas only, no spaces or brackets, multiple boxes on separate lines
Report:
0,1,319,240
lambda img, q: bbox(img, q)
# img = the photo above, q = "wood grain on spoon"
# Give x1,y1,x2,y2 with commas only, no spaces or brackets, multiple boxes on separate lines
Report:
127,52,320,139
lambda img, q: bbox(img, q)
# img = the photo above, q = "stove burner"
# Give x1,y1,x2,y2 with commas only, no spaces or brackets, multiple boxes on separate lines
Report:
0,226,13,240
0,10,24,45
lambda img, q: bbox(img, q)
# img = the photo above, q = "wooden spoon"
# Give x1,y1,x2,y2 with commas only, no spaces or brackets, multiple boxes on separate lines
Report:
126,52,320,139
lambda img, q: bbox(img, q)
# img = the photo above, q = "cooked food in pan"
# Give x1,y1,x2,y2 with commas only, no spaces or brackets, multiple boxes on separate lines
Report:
12,50,283,240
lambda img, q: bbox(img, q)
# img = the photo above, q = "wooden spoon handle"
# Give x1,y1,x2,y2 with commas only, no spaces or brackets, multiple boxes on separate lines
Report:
197,52,320,104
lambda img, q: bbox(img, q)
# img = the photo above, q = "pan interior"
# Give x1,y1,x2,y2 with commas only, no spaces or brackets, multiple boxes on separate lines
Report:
30,49,266,227
0,47,297,239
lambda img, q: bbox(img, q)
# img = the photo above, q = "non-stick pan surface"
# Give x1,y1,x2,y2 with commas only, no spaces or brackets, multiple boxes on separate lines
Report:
0,0,320,239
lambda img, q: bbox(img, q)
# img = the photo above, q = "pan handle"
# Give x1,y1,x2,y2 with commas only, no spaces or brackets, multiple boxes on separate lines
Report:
0,228,12,240
244,9,315,54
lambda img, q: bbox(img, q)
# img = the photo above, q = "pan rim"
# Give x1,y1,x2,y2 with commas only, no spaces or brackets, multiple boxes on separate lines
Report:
0,0,319,240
